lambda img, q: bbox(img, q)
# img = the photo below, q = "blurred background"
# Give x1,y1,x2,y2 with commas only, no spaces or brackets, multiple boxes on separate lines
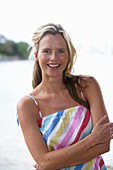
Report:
0,0,113,169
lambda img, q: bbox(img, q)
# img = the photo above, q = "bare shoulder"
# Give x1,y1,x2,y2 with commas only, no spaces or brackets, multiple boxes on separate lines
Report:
17,96,39,127
79,75,98,85
17,96,30,113
79,75,100,91
78,75,102,102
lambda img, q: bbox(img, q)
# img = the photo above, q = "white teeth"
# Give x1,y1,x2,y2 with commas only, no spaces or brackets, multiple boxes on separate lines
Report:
48,64,60,68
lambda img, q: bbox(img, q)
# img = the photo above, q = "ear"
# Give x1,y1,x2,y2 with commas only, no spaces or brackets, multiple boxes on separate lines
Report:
35,53,38,61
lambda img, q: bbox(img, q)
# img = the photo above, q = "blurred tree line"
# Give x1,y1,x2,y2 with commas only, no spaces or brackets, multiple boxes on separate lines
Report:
0,34,30,59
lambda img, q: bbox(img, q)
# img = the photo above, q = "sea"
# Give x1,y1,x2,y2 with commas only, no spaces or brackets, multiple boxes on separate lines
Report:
0,52,113,170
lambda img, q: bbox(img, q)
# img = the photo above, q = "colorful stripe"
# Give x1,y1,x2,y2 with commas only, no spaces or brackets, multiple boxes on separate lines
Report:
39,105,106,169
48,107,75,150
43,110,65,144
57,106,85,149
85,159,93,169
71,109,90,145
99,158,106,169
16,113,19,126
16,94,106,169
74,164,83,170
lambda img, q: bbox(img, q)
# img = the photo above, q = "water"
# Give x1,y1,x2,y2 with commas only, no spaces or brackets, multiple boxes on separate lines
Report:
0,61,34,170
0,55,113,169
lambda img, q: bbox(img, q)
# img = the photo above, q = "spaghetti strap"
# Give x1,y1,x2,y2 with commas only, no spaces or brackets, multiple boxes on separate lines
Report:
78,77,85,101
27,94,38,105
26,94,42,118
80,90,85,101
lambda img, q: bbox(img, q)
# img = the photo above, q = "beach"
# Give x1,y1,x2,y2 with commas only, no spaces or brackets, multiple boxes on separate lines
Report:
0,54,113,169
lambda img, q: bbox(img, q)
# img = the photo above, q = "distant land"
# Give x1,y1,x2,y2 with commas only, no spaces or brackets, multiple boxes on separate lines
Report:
0,34,113,62
0,34,30,61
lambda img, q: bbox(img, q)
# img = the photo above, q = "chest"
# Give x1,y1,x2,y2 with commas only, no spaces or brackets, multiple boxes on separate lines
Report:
38,94,80,117
40,106,92,151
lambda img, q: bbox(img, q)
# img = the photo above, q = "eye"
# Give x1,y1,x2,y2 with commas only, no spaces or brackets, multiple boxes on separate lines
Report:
58,49,65,53
43,50,49,53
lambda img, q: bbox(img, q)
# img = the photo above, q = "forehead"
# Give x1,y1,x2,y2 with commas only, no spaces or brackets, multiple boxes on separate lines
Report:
38,33,67,49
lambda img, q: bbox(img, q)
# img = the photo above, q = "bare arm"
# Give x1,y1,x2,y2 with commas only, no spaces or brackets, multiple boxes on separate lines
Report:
66,76,113,167
17,99,94,170
69,117,112,167
68,76,112,166
17,77,113,170
33,115,113,169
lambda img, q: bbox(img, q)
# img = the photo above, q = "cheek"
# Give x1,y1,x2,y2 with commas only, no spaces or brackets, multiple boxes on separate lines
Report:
38,54,45,62
38,55,48,68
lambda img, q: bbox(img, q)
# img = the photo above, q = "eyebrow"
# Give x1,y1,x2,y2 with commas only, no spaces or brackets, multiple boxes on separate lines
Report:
41,48,67,51
41,48,50,50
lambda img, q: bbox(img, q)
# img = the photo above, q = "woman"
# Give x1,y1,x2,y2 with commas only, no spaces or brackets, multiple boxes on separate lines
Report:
17,23,113,170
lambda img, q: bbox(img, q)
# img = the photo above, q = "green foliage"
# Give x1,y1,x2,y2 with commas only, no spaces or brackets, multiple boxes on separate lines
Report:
0,35,29,59
16,42,29,59
0,41,17,56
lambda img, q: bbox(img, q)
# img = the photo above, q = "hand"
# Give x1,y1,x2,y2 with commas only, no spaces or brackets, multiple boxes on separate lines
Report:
91,115,113,144
33,164,42,170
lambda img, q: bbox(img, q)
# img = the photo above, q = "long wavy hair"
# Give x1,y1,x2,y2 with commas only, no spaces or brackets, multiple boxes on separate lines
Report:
29,23,89,108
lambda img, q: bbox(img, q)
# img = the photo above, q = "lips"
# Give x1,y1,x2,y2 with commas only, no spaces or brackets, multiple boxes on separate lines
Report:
47,64,61,68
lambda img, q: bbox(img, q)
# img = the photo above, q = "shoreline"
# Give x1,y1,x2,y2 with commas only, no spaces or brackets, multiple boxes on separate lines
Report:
0,55,20,61
0,55,28,62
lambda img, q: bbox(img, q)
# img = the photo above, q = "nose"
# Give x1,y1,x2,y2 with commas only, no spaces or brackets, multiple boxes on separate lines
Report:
50,52,57,60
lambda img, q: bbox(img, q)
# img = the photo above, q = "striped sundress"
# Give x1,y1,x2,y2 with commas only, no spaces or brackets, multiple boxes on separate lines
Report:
17,94,107,170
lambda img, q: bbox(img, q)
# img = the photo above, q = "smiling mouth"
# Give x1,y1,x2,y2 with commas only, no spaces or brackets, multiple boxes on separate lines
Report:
47,64,61,68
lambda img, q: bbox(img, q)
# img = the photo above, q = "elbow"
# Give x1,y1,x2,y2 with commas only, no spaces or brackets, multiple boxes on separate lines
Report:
103,141,110,153
36,161,48,170
39,163,54,170
39,158,56,170
39,162,48,170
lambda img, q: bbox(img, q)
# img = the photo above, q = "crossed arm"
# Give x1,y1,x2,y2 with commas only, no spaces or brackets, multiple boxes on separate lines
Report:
33,115,111,169
17,77,113,170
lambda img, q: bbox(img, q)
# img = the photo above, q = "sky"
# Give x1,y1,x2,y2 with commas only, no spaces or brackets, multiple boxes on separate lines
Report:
0,0,113,52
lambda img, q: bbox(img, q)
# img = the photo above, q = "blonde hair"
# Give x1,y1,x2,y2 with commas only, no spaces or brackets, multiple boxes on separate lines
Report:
29,23,77,88
29,23,89,108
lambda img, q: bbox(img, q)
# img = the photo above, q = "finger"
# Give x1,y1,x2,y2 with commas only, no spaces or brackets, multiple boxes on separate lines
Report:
109,126,113,138
33,164,36,168
109,123,113,128
95,115,108,126
33,164,39,168
110,130,113,138
111,127,113,135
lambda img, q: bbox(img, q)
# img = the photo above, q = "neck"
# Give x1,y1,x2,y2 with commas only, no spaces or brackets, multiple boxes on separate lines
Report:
39,75,66,94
